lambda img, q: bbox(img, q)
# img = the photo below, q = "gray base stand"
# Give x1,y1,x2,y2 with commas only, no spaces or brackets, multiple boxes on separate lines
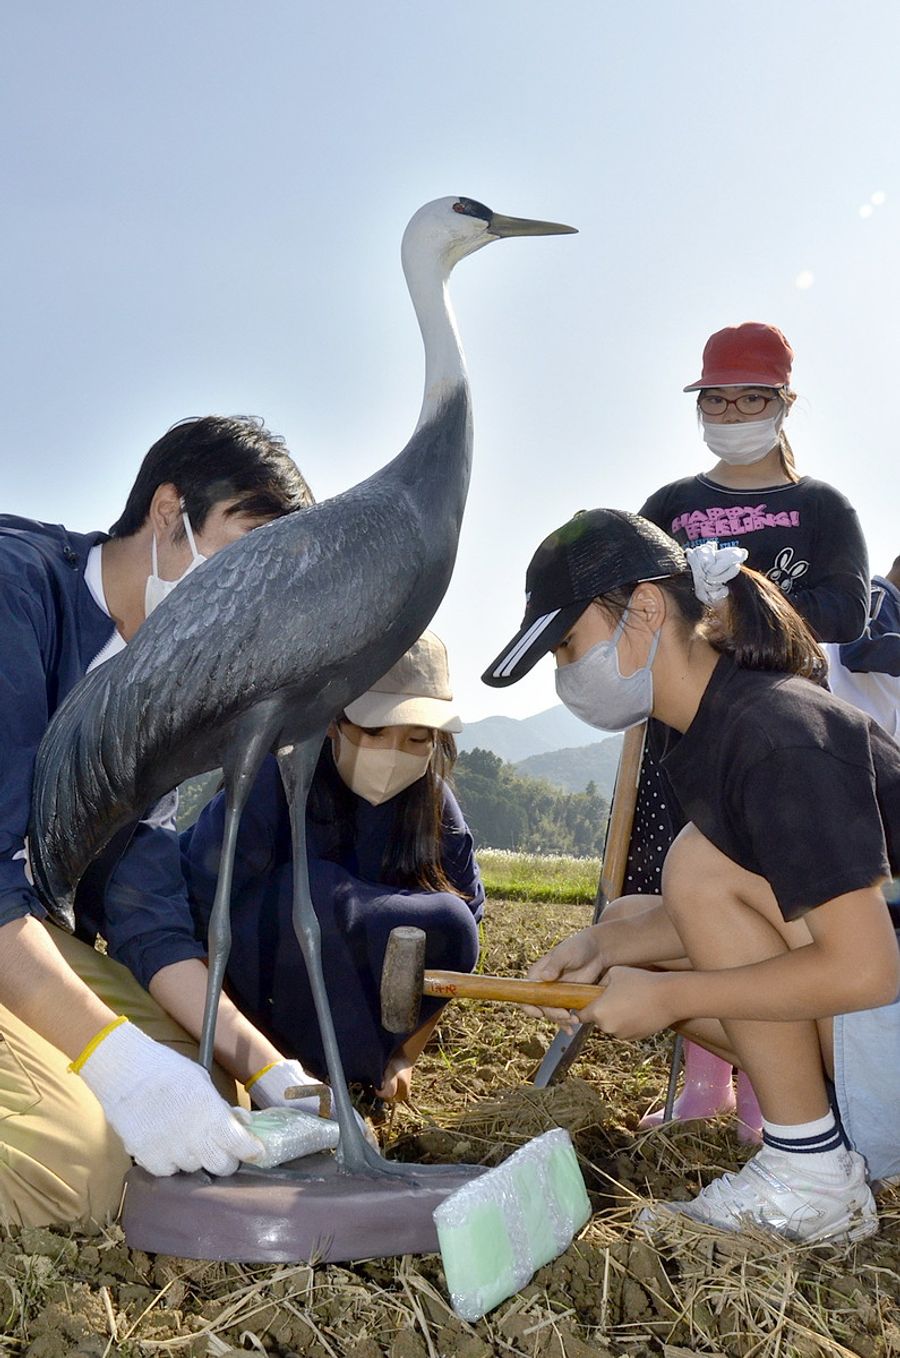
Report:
121,1157,485,1263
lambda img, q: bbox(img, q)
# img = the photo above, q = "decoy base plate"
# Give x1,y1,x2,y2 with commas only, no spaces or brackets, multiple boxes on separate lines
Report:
121,1156,485,1262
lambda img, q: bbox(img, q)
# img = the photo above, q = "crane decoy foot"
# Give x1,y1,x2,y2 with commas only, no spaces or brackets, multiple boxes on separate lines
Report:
336,1133,481,1182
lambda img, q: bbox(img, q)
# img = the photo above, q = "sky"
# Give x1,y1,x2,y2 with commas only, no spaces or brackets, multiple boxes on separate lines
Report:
3,2,898,722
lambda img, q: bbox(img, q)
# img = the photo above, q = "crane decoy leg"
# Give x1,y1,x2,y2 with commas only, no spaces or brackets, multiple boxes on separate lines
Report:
277,735,463,1180
199,705,281,1071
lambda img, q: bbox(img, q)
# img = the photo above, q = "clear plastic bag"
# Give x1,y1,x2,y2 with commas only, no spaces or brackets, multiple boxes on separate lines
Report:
234,1105,340,1168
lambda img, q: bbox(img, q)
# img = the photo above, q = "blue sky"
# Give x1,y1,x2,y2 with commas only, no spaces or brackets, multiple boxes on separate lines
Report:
3,2,898,720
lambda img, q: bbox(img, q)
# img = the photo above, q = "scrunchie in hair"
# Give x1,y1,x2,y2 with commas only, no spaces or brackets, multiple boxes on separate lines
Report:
685,541,748,605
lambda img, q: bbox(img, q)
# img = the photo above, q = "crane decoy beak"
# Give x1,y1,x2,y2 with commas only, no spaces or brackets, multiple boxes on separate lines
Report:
487,213,578,238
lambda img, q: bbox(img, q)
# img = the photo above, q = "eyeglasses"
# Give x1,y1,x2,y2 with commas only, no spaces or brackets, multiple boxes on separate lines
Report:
698,391,778,417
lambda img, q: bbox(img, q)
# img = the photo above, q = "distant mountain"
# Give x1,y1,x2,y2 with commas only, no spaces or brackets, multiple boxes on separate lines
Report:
458,704,601,764
515,735,623,800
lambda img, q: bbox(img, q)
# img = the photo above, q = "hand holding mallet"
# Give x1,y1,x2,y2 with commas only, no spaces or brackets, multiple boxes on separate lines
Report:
380,926,607,1033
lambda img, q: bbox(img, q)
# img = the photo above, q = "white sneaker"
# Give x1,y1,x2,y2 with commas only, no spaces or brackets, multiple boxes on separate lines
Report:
639,1147,878,1244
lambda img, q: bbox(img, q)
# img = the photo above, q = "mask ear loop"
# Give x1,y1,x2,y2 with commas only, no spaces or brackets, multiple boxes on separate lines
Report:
609,609,629,645
614,596,661,676
179,499,203,563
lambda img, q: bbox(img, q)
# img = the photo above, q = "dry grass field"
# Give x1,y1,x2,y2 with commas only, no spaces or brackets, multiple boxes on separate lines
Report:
1,896,897,1357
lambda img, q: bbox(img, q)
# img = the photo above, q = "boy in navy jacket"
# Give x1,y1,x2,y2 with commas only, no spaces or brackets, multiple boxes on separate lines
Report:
0,415,328,1227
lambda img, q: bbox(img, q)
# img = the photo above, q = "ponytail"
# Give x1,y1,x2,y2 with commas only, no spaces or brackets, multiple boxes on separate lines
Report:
599,565,826,682
777,428,799,483
777,388,800,483
702,566,825,680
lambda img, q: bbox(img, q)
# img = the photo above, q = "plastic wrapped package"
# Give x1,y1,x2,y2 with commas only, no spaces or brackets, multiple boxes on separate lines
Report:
234,1105,340,1168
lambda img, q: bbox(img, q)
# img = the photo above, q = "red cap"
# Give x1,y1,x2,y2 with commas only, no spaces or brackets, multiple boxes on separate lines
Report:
684,322,793,392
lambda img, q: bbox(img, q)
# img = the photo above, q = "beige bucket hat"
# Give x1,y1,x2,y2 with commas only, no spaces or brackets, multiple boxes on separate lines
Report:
344,630,463,732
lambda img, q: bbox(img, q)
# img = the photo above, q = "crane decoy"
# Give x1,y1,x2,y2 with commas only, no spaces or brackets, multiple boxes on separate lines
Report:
29,196,576,1179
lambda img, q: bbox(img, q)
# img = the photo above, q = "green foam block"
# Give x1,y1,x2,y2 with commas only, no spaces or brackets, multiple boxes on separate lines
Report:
434,1128,591,1321
547,1138,592,1227
434,1200,516,1317
508,1157,560,1267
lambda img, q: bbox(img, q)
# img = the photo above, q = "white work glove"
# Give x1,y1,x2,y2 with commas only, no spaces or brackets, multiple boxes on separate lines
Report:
76,1020,264,1177
247,1058,331,1117
248,1058,377,1146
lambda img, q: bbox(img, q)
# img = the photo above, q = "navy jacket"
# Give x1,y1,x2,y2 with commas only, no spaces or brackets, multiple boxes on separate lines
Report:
180,754,485,1084
182,755,485,944
0,516,206,985
838,577,900,677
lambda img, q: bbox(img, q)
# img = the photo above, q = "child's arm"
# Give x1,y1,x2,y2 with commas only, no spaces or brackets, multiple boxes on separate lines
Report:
524,893,686,1027
577,886,899,1040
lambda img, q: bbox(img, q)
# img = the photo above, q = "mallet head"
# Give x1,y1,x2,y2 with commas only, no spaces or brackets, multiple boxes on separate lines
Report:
381,925,427,1034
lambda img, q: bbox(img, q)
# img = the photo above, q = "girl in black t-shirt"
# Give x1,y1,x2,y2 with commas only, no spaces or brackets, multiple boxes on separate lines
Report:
483,508,900,1244
632,323,869,1138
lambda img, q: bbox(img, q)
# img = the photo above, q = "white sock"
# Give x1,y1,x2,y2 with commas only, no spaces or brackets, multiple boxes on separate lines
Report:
761,1111,850,1181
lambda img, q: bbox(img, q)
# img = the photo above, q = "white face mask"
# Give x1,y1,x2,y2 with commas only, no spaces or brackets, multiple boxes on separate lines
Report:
554,606,660,732
701,414,783,465
144,511,207,618
332,732,433,806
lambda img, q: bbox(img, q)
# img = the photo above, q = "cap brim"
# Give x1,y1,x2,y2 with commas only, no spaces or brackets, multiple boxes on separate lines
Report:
343,692,463,732
481,602,589,688
684,374,782,392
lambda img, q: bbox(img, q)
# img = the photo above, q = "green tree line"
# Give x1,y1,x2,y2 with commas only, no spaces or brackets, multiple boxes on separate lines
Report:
452,747,609,857
177,748,611,858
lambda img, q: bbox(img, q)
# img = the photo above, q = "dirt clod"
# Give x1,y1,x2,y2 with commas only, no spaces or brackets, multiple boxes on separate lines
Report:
346,1340,384,1358
388,1327,427,1358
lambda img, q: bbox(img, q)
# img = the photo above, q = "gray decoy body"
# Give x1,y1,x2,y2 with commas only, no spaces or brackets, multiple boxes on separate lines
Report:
29,196,575,1177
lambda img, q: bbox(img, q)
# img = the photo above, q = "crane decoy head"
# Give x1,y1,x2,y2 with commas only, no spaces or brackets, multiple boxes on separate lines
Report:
401,196,577,275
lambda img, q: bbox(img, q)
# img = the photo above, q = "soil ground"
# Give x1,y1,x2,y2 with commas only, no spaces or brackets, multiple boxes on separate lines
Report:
2,898,898,1357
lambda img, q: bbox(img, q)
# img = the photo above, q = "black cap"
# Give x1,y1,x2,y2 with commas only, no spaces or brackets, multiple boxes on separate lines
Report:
482,508,688,687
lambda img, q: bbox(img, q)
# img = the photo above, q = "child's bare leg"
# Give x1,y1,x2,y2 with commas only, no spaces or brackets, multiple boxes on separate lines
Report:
601,894,691,969
639,826,876,1244
604,895,749,1131
662,824,831,1123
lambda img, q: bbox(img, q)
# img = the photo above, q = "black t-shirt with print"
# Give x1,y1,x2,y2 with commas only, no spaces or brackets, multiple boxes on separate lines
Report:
660,656,900,924
640,474,869,644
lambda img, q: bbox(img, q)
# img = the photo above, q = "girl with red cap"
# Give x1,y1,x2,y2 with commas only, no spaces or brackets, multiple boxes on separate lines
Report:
633,324,870,1138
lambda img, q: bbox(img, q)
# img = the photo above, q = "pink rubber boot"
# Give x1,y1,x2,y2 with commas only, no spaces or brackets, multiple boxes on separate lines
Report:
639,1041,736,1128
734,1068,763,1144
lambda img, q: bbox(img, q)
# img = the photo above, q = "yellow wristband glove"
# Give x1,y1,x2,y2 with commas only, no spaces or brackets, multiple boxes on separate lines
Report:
74,1019,263,1177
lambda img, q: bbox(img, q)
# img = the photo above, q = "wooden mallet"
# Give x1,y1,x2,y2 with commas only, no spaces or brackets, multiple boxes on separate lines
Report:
380,925,605,1033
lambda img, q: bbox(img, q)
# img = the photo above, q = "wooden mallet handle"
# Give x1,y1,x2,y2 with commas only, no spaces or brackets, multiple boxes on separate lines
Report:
421,971,604,1009
380,926,607,1032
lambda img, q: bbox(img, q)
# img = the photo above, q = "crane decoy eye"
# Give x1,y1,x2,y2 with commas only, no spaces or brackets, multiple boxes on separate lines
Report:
453,198,492,222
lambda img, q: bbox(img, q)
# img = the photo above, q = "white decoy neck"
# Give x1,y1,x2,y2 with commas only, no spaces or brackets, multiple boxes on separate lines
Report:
402,244,469,434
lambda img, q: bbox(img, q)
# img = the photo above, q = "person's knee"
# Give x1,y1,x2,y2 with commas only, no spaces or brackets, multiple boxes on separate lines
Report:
663,824,794,944
420,894,480,973
662,824,733,924
0,1116,130,1228
603,893,662,923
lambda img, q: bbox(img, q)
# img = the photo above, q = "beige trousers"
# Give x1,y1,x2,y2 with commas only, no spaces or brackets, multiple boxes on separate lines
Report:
0,925,241,1229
